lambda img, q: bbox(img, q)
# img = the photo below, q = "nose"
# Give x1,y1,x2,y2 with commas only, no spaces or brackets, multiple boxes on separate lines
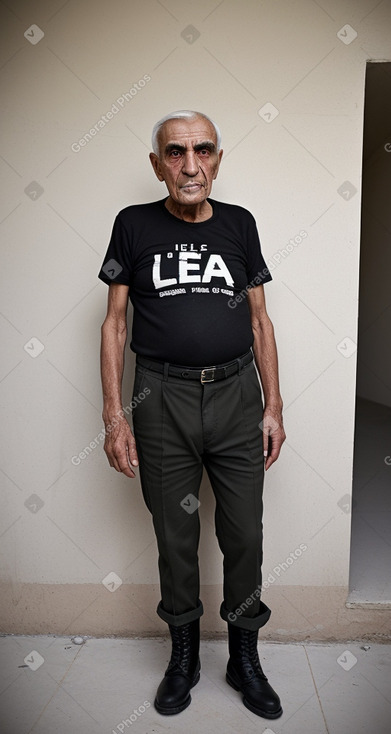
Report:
182,150,199,176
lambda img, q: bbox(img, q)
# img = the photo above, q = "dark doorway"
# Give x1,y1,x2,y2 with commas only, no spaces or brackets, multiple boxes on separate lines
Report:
348,62,391,606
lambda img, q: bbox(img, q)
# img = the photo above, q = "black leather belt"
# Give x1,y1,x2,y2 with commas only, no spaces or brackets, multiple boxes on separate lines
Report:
136,350,253,384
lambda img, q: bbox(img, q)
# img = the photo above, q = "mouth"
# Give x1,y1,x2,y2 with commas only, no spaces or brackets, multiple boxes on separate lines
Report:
180,182,204,192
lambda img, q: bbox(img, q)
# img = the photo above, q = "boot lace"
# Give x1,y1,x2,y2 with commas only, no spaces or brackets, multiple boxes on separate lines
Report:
239,630,268,681
166,623,194,676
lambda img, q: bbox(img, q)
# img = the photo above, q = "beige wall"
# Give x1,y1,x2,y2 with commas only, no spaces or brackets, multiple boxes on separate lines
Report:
1,0,390,640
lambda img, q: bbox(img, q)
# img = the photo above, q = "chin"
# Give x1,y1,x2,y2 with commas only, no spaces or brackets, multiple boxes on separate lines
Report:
178,191,208,204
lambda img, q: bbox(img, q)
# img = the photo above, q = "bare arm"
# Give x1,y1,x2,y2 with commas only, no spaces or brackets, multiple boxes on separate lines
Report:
247,284,286,470
100,283,138,478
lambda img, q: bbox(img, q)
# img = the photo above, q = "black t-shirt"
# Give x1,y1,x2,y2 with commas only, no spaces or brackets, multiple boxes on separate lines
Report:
98,197,272,367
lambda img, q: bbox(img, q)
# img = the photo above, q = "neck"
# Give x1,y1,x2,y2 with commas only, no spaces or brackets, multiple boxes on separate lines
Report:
165,197,213,223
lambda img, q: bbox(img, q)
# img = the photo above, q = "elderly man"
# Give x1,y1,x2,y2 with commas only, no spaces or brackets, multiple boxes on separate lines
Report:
99,110,285,720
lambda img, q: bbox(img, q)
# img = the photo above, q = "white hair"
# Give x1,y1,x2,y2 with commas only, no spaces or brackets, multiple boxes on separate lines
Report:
151,110,221,156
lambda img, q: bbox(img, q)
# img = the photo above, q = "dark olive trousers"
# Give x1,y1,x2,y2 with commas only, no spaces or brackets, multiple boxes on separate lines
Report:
131,354,271,632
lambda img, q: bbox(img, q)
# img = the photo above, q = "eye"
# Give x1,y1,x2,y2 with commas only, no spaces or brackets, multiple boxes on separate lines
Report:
169,150,182,158
198,148,210,156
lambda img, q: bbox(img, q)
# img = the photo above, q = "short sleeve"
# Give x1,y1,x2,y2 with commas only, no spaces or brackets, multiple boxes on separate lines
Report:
245,212,272,287
98,214,132,286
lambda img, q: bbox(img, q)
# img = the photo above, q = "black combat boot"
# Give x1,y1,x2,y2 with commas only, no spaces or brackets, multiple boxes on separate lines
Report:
226,623,282,719
154,618,200,715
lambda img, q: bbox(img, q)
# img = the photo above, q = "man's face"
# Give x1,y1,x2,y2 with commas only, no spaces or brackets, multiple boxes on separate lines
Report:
149,116,223,207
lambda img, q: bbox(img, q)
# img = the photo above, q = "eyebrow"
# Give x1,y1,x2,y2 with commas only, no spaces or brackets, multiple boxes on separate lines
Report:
164,140,216,154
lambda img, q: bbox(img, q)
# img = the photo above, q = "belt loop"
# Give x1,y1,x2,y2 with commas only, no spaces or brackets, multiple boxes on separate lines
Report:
237,357,243,376
163,361,169,381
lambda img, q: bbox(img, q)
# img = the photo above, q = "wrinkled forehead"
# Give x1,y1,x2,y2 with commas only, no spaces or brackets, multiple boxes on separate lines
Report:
158,116,217,149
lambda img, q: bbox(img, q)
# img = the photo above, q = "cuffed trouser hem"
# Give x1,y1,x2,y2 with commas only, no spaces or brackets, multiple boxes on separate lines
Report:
220,600,271,631
156,599,204,627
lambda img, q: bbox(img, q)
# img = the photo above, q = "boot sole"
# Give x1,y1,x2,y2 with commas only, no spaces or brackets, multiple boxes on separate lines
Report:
154,671,200,715
226,671,283,720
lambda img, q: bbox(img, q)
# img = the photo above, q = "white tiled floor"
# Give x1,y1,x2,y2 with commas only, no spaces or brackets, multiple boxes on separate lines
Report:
1,636,391,734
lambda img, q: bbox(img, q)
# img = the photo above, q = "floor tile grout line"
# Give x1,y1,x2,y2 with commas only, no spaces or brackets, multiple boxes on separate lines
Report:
44,668,102,726
304,644,331,734
27,644,85,734
199,667,265,725
0,670,24,700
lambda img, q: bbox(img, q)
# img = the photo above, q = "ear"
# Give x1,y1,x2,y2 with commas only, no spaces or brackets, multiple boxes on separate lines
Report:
213,149,223,180
149,152,165,182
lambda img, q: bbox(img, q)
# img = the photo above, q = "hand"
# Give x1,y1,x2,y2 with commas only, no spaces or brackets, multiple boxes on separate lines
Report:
262,406,286,471
103,416,139,478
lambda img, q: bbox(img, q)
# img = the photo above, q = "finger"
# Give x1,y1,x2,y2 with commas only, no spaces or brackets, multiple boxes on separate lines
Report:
105,438,136,477
265,456,273,471
265,434,284,470
110,454,123,472
104,446,120,471
107,445,133,476
115,449,136,478
122,465,136,479
265,449,278,471
263,429,269,462
127,437,139,467
124,447,136,477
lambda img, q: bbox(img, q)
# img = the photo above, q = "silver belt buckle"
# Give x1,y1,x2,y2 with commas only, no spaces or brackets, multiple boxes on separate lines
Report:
200,367,216,384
